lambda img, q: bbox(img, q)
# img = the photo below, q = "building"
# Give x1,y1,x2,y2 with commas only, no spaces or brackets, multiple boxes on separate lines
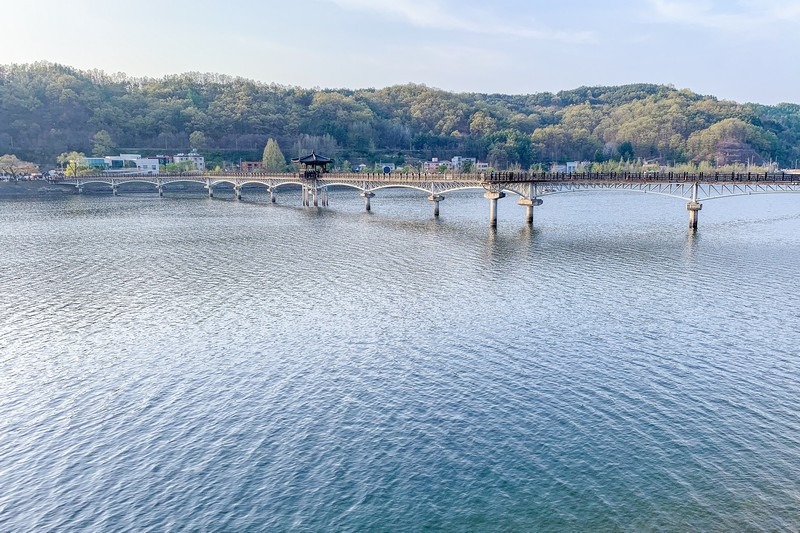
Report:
240,161,263,172
82,154,159,175
174,151,206,171
451,156,476,170
105,154,160,175
423,157,454,173
551,161,588,173
153,155,173,167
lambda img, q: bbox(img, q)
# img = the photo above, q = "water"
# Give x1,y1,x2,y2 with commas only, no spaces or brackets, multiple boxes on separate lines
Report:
1,188,799,531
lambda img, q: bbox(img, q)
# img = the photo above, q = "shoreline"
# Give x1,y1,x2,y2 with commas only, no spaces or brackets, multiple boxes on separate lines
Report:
0,180,75,197
0,180,211,197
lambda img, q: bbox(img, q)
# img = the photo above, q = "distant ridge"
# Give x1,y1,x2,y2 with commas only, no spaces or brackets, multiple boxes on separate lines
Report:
1,62,797,168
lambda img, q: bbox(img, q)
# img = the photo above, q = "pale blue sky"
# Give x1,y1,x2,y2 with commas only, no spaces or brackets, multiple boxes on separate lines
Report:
4,0,799,104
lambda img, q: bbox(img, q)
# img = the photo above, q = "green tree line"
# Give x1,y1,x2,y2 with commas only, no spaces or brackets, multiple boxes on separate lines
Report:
1,62,798,169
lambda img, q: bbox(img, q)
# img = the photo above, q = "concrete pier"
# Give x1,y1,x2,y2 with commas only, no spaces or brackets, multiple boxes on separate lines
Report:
686,201,702,230
361,191,375,212
269,189,276,203
428,194,444,217
112,184,118,196
517,197,543,225
484,191,506,227
234,186,242,200
157,185,164,197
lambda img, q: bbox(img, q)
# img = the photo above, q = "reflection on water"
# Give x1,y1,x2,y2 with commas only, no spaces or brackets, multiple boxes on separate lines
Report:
1,190,799,531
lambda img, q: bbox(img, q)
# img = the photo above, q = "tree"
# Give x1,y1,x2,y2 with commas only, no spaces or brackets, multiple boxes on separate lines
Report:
618,141,635,161
189,130,207,150
0,154,38,179
92,130,114,157
262,138,286,172
165,161,197,174
57,151,89,176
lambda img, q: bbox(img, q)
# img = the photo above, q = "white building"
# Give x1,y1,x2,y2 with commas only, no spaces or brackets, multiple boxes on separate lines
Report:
174,151,205,171
451,156,476,170
104,154,160,175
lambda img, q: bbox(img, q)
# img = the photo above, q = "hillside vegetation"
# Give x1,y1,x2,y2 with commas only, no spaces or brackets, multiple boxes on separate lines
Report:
1,62,798,169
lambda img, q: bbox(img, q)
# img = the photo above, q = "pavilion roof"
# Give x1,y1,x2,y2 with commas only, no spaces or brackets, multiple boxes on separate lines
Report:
291,151,334,166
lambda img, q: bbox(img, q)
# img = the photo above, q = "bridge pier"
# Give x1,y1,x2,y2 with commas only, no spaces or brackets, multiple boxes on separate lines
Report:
270,188,276,203
687,201,702,230
112,184,118,196
518,197,543,225
428,194,444,217
484,191,506,227
234,185,242,200
157,185,164,197
361,191,375,212
686,182,701,230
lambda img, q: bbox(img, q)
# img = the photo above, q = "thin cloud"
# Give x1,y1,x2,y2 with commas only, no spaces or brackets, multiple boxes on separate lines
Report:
324,0,593,42
647,0,800,28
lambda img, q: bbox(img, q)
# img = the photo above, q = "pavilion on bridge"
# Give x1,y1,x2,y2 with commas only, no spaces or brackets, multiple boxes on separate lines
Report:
292,152,334,179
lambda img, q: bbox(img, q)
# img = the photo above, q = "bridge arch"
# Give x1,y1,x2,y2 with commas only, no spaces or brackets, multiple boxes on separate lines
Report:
535,188,691,202
319,182,366,192
270,181,306,191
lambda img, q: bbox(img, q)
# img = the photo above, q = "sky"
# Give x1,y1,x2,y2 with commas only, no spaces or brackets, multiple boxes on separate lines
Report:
3,0,799,105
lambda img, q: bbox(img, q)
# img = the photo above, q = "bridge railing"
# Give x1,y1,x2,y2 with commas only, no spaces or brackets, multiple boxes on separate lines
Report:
483,171,799,183
47,170,800,184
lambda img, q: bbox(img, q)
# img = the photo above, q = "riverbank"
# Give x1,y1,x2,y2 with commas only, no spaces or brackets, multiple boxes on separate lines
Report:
0,180,212,197
0,180,74,196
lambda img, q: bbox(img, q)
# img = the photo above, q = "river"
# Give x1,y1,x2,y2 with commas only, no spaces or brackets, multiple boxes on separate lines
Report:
1,188,798,530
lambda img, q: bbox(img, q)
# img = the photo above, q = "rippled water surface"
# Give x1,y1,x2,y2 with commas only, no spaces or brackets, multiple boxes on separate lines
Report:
1,189,799,531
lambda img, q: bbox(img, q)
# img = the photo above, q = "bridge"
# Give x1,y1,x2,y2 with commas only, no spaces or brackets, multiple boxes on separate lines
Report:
54,171,800,230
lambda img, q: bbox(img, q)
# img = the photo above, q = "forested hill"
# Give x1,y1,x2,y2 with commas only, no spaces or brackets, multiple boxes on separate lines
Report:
2,62,799,169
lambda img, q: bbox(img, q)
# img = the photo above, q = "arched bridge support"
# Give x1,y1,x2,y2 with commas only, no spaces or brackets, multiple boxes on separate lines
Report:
518,197,543,225
687,182,702,230
484,190,506,227
687,201,702,230
428,194,444,217
361,191,375,212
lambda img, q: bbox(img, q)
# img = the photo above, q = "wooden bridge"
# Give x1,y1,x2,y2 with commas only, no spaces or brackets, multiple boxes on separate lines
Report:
53,171,800,229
